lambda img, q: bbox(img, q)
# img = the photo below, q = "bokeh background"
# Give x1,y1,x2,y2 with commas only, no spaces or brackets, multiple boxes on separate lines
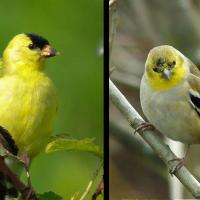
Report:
109,0,200,199
0,1,103,199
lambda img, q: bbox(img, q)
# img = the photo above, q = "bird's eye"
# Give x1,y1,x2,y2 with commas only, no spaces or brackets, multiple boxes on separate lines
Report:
153,67,159,72
172,61,176,65
157,58,165,66
28,43,36,50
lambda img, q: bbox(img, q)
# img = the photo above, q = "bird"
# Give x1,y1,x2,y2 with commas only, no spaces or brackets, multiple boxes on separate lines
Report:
140,45,200,148
0,33,59,158
0,33,59,198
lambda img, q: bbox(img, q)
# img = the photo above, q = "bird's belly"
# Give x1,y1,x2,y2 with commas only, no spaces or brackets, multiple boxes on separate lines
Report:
147,100,199,143
140,79,200,144
0,76,57,156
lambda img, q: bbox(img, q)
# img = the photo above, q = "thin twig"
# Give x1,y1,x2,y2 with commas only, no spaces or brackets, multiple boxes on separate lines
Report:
109,0,118,67
78,161,103,200
0,157,25,193
70,192,80,200
92,161,103,181
0,127,36,199
79,180,93,200
109,78,200,198
92,176,104,200
0,156,38,200
0,143,32,188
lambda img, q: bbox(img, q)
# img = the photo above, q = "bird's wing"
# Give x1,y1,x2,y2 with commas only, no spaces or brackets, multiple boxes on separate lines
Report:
187,60,200,116
188,59,200,78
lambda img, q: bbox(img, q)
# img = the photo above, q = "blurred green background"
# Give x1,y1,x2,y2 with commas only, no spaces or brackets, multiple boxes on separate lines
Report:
0,0,103,199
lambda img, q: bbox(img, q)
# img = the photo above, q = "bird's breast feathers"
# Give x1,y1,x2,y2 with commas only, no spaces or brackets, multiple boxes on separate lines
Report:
0,71,57,156
140,75,200,144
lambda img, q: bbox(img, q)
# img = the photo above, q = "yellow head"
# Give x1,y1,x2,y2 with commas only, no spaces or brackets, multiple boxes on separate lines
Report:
2,33,59,73
145,45,189,91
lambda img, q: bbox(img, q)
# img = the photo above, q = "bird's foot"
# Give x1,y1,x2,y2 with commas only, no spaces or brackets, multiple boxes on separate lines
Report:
168,157,185,175
168,144,190,175
133,122,155,134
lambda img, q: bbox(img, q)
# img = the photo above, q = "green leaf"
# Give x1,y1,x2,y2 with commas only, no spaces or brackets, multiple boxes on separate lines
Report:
38,191,63,200
45,137,103,159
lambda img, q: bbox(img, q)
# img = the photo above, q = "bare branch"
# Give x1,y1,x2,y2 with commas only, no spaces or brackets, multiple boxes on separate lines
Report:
109,0,118,67
70,192,80,200
79,181,93,200
0,156,38,200
69,161,103,200
109,78,200,198
92,177,104,200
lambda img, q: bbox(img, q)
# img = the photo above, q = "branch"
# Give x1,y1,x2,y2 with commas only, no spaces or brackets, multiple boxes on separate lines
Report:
0,125,37,200
109,120,166,178
109,0,118,67
92,176,104,200
79,180,93,200
70,192,79,200
69,161,103,200
109,78,200,198
0,156,38,200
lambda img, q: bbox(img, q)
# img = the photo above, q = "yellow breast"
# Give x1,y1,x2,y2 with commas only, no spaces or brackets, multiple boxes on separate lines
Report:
146,64,187,91
0,71,57,157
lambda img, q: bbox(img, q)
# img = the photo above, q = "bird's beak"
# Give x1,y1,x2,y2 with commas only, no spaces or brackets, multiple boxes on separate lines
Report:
40,45,60,58
162,69,172,80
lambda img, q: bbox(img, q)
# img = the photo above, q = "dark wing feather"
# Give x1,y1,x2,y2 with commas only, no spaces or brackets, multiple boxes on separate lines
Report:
187,58,200,116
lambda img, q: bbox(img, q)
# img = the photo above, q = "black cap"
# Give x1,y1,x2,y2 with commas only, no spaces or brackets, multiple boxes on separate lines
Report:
25,33,49,49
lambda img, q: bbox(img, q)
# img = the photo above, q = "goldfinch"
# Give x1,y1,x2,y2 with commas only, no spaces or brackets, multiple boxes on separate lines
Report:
0,33,58,158
140,45,200,144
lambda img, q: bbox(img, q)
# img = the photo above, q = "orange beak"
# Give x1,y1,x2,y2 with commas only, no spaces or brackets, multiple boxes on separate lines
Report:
40,45,60,57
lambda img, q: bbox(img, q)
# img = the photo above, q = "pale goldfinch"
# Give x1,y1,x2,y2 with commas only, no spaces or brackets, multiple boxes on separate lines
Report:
0,33,58,158
140,45,200,144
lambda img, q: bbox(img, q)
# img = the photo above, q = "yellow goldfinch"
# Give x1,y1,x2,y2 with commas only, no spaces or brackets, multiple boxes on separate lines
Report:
140,45,200,144
0,33,58,158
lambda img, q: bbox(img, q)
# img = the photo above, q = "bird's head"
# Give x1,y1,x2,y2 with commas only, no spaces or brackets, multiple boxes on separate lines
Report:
2,33,59,72
144,45,189,91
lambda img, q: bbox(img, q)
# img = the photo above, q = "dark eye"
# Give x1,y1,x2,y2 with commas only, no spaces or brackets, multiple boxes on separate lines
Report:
153,67,159,72
172,61,176,65
28,43,36,50
157,58,165,66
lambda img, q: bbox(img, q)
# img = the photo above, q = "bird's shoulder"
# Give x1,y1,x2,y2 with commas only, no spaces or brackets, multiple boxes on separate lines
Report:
186,59,200,116
187,59,200,91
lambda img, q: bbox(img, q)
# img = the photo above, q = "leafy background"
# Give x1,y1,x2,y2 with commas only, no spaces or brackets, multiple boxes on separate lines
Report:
0,0,103,199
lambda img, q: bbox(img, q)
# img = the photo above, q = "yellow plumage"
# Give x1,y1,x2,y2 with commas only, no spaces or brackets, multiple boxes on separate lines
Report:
144,45,187,91
0,33,58,157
